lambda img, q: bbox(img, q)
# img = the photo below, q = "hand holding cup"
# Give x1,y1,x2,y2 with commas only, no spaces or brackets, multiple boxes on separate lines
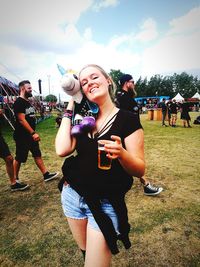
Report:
98,140,113,170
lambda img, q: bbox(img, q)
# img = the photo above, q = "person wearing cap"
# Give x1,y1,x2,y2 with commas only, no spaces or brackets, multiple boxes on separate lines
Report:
115,74,163,196
115,74,139,117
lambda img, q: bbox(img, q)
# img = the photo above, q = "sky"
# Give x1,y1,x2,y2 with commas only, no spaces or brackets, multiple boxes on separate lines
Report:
0,0,200,101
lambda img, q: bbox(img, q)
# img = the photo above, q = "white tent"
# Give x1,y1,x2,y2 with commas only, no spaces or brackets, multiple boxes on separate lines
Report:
191,92,200,99
172,93,184,102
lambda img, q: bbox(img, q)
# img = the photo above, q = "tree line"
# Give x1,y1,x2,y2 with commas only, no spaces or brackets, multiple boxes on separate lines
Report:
109,70,200,99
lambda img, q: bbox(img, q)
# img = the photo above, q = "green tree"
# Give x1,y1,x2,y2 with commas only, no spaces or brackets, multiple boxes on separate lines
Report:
172,72,197,98
44,94,57,102
146,74,163,96
109,69,124,92
160,76,174,98
195,79,200,93
136,76,148,97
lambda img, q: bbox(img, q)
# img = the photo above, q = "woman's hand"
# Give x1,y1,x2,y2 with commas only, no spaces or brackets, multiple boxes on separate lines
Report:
101,130,145,178
103,135,124,159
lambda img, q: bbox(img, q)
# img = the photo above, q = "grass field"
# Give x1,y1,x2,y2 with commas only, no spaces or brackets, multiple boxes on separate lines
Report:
0,111,200,267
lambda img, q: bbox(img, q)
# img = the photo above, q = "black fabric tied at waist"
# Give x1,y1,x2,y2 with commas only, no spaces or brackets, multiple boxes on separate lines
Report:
85,195,131,255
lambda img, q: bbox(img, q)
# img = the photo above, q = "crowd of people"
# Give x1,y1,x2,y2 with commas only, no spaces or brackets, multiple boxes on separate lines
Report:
160,98,192,128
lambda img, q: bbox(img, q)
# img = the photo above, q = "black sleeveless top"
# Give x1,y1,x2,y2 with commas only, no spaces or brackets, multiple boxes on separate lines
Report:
63,109,143,198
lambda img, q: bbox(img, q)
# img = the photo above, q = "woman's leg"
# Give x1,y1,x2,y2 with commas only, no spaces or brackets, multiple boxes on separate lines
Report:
67,218,87,251
85,225,112,267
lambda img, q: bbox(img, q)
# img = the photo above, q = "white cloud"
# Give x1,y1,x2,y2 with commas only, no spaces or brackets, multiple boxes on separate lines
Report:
93,0,119,11
140,6,200,77
168,6,200,35
0,0,93,52
0,44,28,71
64,24,83,44
141,29,200,77
108,34,134,48
0,0,93,26
83,28,93,41
63,24,92,45
135,18,158,42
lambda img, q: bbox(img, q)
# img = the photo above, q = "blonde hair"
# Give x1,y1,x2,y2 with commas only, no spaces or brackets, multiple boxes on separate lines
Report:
79,64,116,102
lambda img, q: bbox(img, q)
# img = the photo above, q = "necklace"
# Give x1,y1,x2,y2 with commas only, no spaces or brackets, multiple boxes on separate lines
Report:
94,106,116,139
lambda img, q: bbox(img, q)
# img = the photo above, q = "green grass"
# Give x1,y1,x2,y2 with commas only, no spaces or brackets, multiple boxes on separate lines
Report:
0,112,200,267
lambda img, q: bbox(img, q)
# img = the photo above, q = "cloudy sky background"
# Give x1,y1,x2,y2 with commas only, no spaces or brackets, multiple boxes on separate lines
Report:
0,0,200,100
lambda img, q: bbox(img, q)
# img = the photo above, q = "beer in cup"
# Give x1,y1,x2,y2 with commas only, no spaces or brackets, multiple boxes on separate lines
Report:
98,140,112,170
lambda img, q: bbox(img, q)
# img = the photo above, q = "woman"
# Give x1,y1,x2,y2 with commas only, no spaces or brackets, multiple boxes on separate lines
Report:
55,64,145,267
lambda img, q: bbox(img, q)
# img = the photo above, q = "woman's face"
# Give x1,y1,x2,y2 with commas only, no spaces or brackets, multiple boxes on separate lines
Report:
79,66,110,103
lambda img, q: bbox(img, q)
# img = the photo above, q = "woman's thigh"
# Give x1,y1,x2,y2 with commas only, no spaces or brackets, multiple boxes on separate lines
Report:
67,217,87,250
61,185,88,249
85,224,111,267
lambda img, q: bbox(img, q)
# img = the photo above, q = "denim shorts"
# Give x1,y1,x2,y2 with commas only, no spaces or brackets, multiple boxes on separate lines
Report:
61,184,119,233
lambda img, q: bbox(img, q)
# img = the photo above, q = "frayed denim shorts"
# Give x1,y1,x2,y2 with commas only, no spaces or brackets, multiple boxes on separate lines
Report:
61,184,119,233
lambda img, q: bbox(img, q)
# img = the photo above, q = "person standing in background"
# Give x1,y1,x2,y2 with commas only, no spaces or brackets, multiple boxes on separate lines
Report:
180,100,192,128
160,98,168,127
170,99,179,127
166,99,172,126
13,80,59,186
115,74,163,196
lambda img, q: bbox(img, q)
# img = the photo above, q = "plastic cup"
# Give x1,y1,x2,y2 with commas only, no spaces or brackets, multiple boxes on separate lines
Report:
98,141,112,170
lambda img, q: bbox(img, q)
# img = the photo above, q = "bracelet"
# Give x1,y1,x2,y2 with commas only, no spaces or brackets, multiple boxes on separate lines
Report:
66,109,73,114
31,131,36,136
62,110,73,120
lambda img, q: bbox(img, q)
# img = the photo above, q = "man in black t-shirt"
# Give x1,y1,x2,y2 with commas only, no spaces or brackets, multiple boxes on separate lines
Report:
13,80,59,186
116,74,163,196
115,74,139,118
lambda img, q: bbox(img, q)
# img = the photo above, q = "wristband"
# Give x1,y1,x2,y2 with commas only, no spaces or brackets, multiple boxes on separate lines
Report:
31,131,36,136
66,109,73,114
62,110,73,120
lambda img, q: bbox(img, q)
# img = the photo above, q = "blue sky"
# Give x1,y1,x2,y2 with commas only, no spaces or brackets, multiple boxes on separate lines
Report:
0,0,200,100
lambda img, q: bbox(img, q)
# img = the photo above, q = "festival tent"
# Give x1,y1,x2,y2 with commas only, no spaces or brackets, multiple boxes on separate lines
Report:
191,92,200,99
0,76,19,128
0,76,19,94
172,93,184,102
0,76,19,102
